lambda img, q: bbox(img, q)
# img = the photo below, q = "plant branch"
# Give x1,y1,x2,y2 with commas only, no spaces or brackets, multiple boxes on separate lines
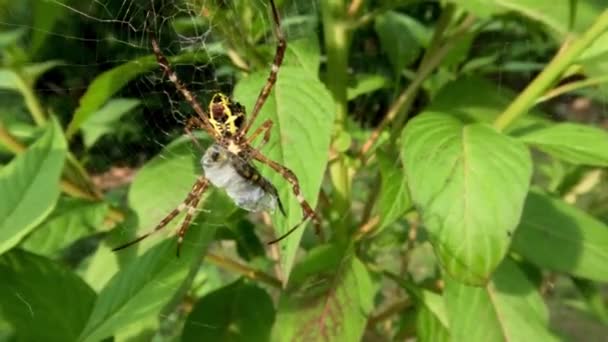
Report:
494,9,608,131
359,12,476,162
536,75,608,103
322,0,353,237
204,252,283,289
14,73,47,126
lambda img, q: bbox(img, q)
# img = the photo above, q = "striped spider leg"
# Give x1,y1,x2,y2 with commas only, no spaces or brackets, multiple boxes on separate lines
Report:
112,177,210,256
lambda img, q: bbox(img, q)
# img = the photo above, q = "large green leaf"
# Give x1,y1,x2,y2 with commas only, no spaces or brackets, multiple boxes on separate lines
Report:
78,220,215,342
272,246,374,342
511,190,608,282
518,123,608,166
21,197,108,257
375,11,426,74
0,249,96,342
182,279,275,342
234,66,335,280
402,112,532,285
0,117,67,255
373,151,412,232
444,258,558,341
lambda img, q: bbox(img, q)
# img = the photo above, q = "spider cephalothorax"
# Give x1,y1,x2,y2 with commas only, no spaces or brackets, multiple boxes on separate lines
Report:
113,0,320,255
208,93,246,137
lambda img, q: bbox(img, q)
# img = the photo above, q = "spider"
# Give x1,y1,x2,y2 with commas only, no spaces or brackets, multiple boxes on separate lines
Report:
113,0,320,255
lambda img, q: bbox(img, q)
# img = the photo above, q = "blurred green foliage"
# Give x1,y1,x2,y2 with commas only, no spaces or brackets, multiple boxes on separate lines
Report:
1,0,608,341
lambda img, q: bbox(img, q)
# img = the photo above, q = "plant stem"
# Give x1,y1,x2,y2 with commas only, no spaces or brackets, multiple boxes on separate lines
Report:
360,12,476,161
494,9,608,131
322,0,352,238
536,75,608,103
14,74,47,126
0,121,26,153
204,252,283,288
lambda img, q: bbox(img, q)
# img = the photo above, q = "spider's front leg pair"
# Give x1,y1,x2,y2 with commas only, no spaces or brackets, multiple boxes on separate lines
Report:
112,176,210,256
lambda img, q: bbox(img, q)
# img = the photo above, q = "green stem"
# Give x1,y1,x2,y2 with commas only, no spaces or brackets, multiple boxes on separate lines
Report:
360,13,476,161
14,73,47,126
494,9,608,131
322,0,352,238
536,75,608,103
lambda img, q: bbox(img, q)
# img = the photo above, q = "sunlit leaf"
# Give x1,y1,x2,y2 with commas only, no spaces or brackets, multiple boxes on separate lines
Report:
512,190,608,282
78,220,215,342
444,259,559,341
0,117,67,255
402,112,532,285
518,123,608,166
21,198,108,257
234,66,335,279
284,36,321,74
272,246,374,341
0,249,96,342
347,74,390,100
81,98,140,147
182,279,274,342
373,151,411,232
375,11,425,74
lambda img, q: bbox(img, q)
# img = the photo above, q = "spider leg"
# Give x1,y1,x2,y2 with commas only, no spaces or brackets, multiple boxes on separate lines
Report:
248,149,321,243
112,177,209,252
150,36,219,140
239,0,286,137
176,178,210,257
185,117,207,153
246,119,273,150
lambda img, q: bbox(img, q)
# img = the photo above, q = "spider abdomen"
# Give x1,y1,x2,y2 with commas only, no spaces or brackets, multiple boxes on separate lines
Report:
201,144,285,215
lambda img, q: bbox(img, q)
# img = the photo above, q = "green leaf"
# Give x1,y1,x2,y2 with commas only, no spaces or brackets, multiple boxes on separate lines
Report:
447,0,604,35
518,123,608,166
0,117,67,255
81,98,140,147
417,304,450,342
375,11,425,74
0,249,96,342
21,197,108,257
272,246,374,342
511,190,608,282
78,219,215,342
30,0,68,55
373,151,412,232
347,74,390,100
67,51,212,138
444,258,558,341
0,69,21,91
402,113,532,285
182,279,275,342
0,28,25,49
284,36,321,74
234,66,335,279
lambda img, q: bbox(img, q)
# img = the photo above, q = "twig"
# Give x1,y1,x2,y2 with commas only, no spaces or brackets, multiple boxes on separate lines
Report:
359,12,476,162
204,251,283,289
494,9,608,131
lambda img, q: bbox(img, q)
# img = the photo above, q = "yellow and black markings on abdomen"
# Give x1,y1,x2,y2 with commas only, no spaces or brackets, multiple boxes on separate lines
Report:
209,93,245,136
